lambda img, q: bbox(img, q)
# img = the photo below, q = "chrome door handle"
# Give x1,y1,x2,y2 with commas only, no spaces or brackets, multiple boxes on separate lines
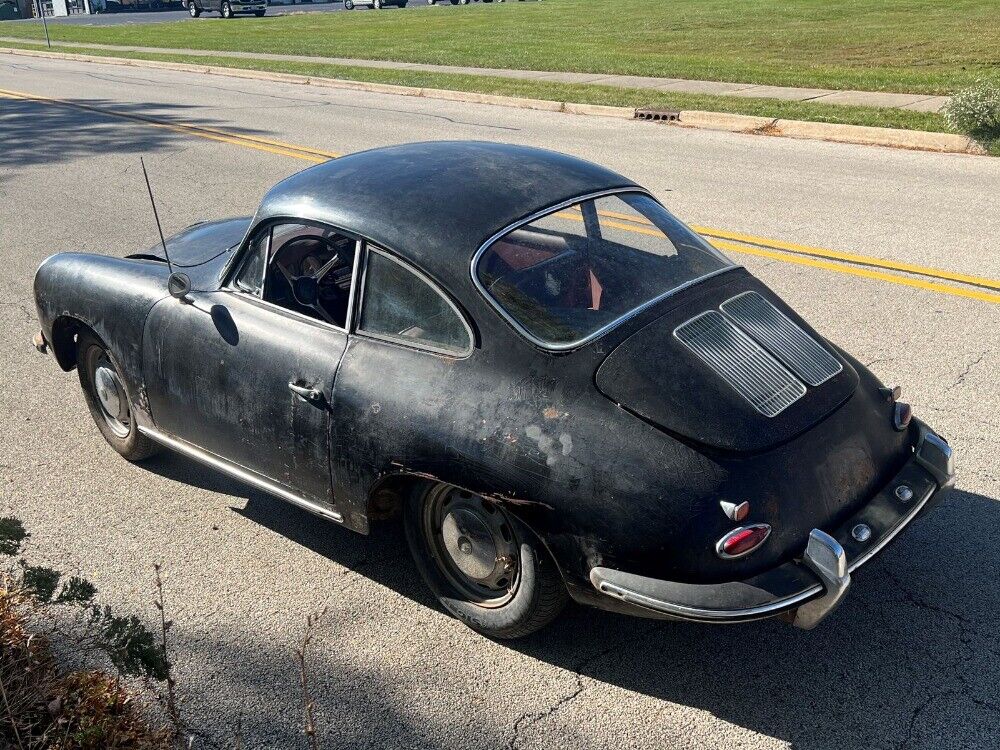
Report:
288,382,324,405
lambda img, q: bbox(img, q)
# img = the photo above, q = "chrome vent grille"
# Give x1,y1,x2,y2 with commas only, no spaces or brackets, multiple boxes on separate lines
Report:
720,292,843,386
674,311,806,417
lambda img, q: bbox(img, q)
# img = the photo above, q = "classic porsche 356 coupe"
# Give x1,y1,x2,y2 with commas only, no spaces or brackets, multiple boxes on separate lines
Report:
33,142,954,638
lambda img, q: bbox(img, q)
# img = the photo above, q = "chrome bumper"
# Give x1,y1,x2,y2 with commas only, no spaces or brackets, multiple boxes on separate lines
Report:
590,420,954,630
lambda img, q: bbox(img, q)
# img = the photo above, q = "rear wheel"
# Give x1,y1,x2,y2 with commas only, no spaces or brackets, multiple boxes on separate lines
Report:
188,1,200,15
344,0,353,7
404,482,568,639
254,8,265,14
77,330,159,462
221,0,233,17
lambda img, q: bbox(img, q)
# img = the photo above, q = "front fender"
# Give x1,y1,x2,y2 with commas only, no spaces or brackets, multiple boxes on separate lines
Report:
34,253,171,407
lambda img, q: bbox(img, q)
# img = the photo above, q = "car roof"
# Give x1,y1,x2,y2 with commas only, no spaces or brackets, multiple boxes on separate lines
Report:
253,141,639,297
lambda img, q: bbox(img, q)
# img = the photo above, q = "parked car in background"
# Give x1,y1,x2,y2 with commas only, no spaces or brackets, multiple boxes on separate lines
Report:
345,0,406,8
0,0,20,20
188,0,265,16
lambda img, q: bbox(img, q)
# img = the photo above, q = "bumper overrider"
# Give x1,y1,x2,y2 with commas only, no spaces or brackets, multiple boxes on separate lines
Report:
589,420,955,629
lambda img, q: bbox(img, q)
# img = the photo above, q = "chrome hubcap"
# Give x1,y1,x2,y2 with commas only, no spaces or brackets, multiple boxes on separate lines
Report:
93,354,130,438
425,486,520,606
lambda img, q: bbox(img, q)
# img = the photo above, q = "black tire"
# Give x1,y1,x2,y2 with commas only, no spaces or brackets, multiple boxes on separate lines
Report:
254,8,265,14
221,0,233,17
344,0,353,7
76,330,159,463
372,0,382,7
189,1,200,15
404,482,568,639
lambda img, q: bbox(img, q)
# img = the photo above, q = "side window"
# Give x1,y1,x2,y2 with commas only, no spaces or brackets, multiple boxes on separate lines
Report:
233,231,268,296
233,222,359,329
359,249,472,356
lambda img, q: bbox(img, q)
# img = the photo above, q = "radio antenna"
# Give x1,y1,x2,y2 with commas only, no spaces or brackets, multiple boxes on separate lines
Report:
140,157,174,275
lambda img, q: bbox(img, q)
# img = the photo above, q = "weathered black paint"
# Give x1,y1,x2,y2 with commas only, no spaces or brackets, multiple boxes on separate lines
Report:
33,142,941,621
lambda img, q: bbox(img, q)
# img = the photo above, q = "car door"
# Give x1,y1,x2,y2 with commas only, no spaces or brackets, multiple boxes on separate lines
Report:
142,221,360,510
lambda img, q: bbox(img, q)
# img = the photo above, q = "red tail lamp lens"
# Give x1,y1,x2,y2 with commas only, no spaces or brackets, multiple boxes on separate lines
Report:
717,524,771,559
893,402,913,431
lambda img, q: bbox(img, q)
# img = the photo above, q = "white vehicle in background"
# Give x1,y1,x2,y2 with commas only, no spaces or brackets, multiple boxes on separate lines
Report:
344,0,407,8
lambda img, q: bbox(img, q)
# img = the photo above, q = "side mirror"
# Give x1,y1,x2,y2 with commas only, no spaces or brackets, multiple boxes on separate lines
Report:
167,272,192,301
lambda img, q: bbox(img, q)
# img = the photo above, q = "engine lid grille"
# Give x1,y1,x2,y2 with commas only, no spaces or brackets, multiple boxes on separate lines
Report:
673,311,806,418
720,291,843,386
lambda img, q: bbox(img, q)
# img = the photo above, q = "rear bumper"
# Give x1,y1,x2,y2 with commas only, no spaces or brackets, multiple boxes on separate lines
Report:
589,420,954,629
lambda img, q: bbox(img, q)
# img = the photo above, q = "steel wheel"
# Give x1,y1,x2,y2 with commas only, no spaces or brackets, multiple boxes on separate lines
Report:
422,485,520,607
221,1,232,17
91,351,131,439
76,329,159,462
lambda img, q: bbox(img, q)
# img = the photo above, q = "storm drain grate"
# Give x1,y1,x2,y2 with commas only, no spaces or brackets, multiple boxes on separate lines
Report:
720,292,843,386
674,311,806,418
635,107,681,122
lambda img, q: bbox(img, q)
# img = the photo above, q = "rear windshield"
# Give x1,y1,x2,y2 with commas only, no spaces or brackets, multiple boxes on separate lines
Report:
475,192,734,348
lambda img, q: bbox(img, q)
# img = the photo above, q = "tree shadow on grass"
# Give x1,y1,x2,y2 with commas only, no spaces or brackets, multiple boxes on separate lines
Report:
144,448,1000,749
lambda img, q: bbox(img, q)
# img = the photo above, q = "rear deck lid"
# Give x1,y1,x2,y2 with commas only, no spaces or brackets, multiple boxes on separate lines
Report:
596,277,858,452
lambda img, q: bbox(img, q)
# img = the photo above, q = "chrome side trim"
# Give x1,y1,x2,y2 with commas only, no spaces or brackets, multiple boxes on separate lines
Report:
138,426,344,524
470,187,740,352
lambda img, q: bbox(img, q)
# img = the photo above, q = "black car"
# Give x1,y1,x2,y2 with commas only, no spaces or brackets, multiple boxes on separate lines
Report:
32,142,954,638
187,0,265,17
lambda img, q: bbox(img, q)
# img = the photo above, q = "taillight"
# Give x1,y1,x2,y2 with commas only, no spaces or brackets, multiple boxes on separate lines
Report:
893,402,912,431
716,524,771,559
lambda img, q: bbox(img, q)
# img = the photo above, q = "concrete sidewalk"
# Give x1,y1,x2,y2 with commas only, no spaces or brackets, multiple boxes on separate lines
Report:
0,37,951,112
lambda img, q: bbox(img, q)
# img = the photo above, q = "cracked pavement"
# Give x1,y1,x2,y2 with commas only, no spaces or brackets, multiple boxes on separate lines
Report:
1,55,998,749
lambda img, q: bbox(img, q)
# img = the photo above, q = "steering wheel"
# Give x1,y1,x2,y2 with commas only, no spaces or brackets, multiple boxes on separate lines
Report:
273,237,343,325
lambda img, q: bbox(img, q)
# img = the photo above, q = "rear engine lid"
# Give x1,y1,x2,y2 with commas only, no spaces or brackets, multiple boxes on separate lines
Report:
596,275,858,453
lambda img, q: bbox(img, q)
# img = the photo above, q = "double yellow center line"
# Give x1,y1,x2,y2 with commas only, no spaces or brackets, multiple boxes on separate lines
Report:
3,85,997,305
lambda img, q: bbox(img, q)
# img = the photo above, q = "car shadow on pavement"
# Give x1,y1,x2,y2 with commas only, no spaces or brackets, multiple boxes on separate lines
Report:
142,450,1000,749
504,488,1000,750
0,95,275,173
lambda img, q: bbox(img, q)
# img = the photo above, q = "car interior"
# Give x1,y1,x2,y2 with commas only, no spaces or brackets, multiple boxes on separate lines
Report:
477,198,725,344
265,228,357,328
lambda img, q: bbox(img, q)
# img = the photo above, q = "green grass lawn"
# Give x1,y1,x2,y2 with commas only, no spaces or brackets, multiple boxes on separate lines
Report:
0,40,952,135
2,0,998,94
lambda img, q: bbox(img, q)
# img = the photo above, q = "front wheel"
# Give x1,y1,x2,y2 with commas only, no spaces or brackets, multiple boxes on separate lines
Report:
188,1,200,16
344,0,353,7
404,482,568,639
254,8,265,14
77,330,159,462
221,0,233,17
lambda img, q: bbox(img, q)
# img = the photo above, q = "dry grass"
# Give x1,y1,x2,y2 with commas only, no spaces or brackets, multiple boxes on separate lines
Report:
0,576,173,749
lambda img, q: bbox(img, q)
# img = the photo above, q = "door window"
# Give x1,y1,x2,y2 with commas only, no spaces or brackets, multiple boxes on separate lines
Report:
234,222,358,329
359,248,472,356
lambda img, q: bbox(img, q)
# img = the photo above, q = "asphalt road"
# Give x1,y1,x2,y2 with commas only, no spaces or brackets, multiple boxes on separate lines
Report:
2,54,999,750
8,0,499,26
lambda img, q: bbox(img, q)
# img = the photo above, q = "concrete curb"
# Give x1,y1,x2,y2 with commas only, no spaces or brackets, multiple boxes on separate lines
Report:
0,46,986,156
